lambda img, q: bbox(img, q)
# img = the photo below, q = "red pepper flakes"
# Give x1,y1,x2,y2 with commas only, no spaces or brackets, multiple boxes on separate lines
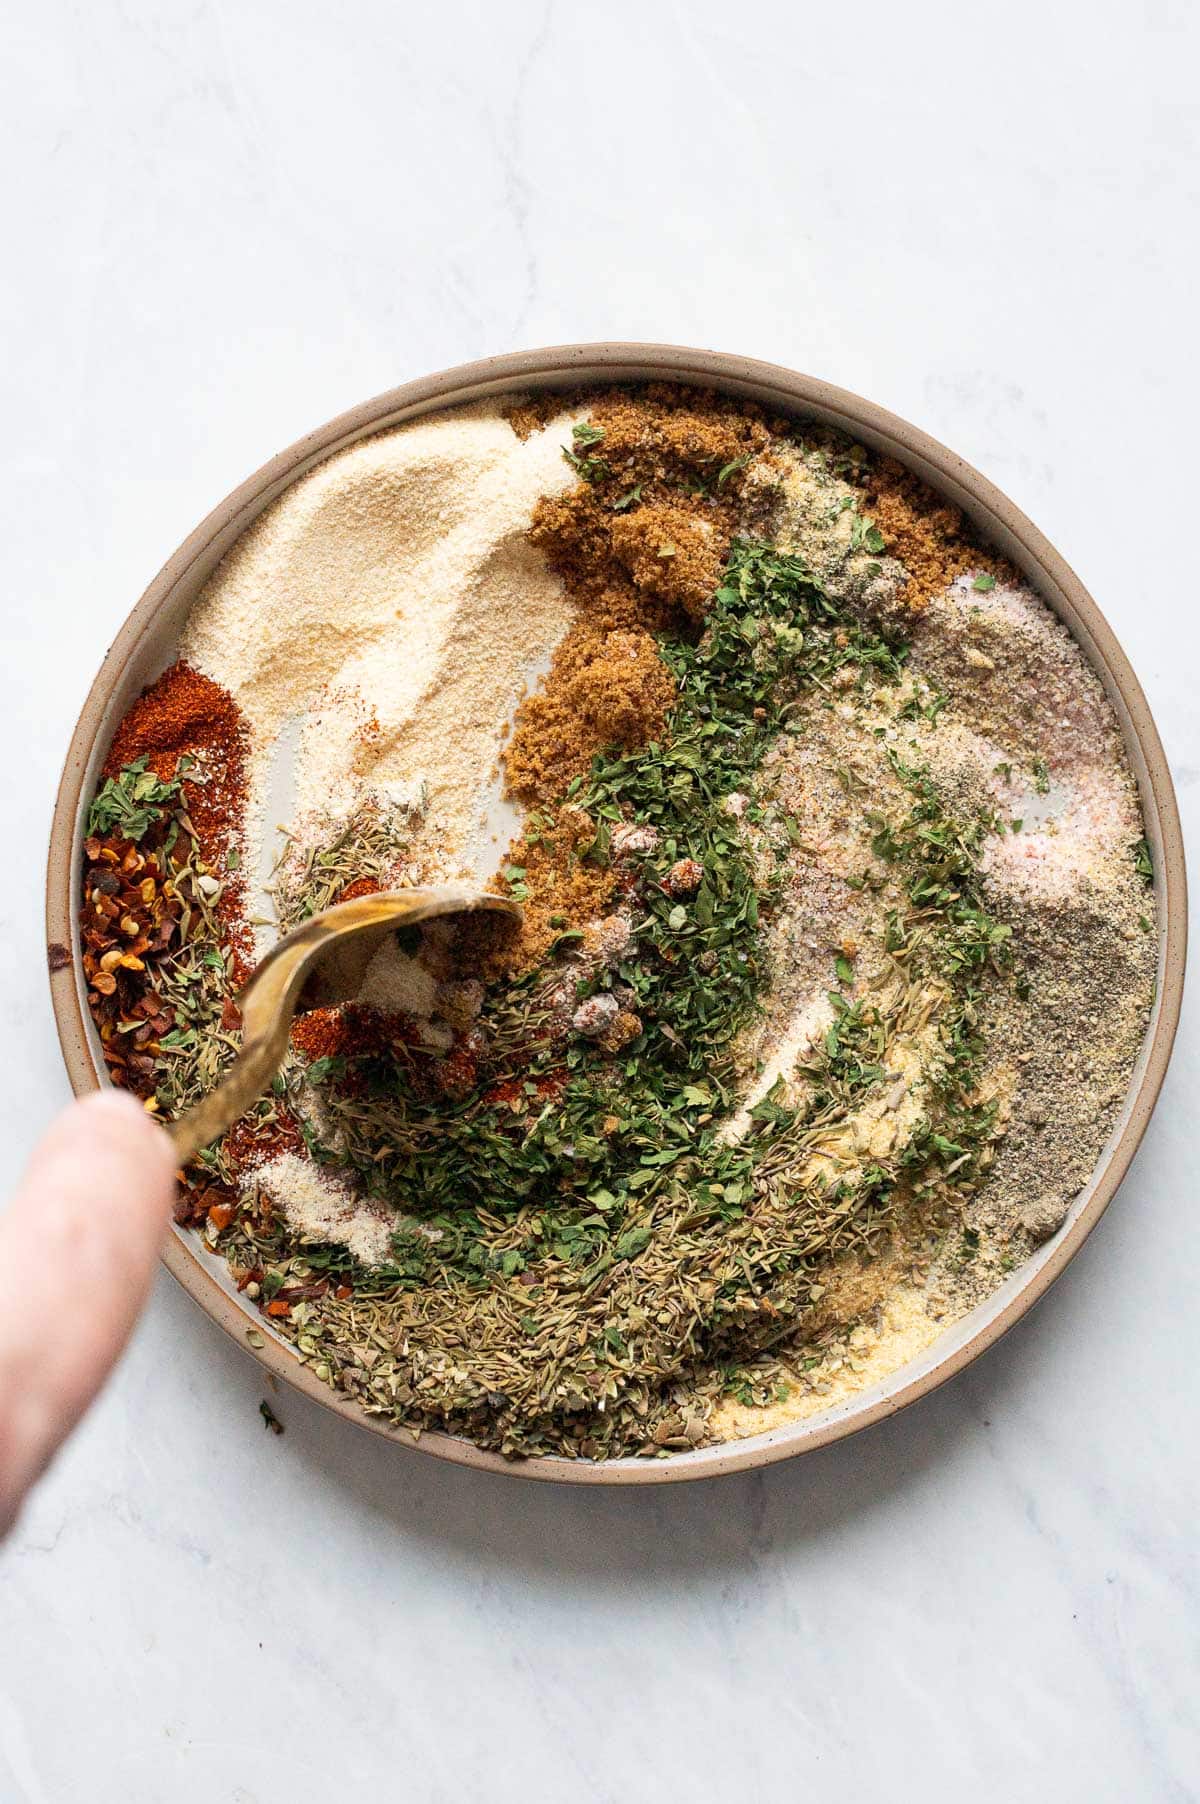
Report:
174,1179,236,1229
83,659,259,1116
289,1008,346,1062
266,1300,292,1318
81,829,183,1094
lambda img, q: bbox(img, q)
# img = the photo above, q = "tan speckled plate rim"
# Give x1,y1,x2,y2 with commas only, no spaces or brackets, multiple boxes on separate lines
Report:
46,344,1188,1485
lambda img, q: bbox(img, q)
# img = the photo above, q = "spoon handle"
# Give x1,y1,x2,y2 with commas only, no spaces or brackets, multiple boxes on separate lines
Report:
167,1031,289,1169
161,884,520,1171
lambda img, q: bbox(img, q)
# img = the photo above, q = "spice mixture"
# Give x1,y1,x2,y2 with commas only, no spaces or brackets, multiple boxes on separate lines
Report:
80,386,1157,1460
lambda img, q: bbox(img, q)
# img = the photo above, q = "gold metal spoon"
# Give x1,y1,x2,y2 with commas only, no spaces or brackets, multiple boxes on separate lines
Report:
166,884,519,1167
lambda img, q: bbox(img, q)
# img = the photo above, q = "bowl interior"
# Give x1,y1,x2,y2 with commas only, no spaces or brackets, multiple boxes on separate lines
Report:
46,345,1187,1484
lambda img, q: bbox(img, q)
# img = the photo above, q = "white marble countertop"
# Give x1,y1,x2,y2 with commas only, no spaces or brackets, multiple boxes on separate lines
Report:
1,2,1196,1798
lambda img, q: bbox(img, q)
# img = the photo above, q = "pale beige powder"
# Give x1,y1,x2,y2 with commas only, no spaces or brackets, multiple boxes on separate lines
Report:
248,1151,396,1268
770,440,907,612
356,942,439,1019
182,399,585,899
710,1282,944,1439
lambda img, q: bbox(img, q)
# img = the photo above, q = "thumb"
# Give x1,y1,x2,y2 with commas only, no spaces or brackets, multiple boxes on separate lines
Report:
0,1090,177,1537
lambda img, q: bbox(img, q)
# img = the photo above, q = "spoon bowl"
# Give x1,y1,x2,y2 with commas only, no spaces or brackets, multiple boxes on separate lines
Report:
167,884,520,1166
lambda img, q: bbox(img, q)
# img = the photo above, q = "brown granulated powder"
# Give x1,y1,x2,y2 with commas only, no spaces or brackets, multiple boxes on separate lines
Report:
471,802,616,979
609,504,725,622
503,386,773,802
506,393,568,441
859,457,1013,610
503,624,676,803
528,385,771,612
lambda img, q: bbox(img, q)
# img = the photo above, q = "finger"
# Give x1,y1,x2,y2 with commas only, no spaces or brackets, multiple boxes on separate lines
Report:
0,1091,177,1535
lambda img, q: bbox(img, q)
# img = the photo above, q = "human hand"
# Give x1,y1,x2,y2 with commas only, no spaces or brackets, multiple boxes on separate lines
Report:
0,1092,176,1537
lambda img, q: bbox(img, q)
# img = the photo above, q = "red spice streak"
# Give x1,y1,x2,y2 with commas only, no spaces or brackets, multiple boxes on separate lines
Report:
98,660,258,1221
223,1108,304,1172
336,876,383,903
481,1068,567,1110
290,1003,418,1064
104,660,254,979
432,1028,481,1099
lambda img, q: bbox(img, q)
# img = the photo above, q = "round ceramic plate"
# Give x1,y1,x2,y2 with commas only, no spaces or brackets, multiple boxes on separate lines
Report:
46,345,1188,1484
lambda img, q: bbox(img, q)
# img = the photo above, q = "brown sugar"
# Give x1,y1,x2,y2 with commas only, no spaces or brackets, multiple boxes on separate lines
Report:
859,457,1012,610
504,622,675,803
588,384,772,484
609,504,725,620
526,385,771,612
515,805,616,970
503,385,774,803
568,628,676,740
469,802,618,981
505,393,567,440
